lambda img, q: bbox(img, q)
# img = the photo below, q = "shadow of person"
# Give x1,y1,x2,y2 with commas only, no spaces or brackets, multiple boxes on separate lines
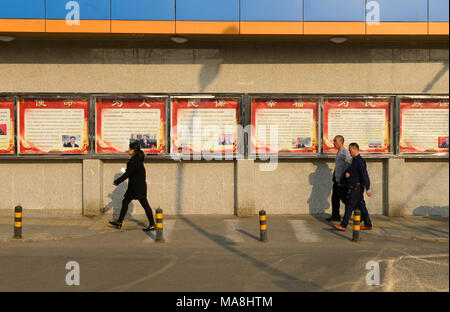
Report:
198,51,223,92
307,162,333,220
197,25,237,92
102,173,134,220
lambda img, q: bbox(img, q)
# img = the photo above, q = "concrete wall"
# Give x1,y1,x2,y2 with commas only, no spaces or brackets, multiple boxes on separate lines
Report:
253,160,384,215
402,159,449,216
102,161,235,216
0,40,448,94
0,161,82,214
0,158,447,216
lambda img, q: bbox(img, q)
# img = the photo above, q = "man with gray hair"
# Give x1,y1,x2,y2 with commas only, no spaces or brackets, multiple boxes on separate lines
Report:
326,135,352,222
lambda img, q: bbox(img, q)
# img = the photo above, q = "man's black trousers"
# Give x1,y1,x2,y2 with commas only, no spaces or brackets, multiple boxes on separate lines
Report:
331,181,349,220
340,184,372,228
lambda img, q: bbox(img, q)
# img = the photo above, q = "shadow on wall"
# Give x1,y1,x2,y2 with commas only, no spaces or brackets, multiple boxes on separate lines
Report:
307,162,333,215
422,62,449,92
102,173,134,219
197,25,238,92
413,206,449,217
198,55,222,92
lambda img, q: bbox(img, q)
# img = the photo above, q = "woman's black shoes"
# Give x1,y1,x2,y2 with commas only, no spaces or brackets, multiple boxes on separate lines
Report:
109,221,122,229
109,221,155,231
142,225,156,232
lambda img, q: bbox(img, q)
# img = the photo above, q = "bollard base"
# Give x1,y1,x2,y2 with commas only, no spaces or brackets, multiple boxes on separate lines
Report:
155,239,165,243
259,233,268,242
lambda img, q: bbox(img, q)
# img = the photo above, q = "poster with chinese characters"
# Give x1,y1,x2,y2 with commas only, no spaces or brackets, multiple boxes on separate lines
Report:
18,97,89,154
0,97,15,154
251,98,319,153
96,98,166,154
171,98,240,154
399,98,449,153
323,98,391,153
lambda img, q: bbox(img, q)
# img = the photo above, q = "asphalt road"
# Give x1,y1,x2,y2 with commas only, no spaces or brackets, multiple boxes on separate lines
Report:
0,216,448,292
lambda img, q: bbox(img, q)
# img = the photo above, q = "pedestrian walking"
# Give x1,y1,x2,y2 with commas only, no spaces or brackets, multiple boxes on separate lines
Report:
334,143,373,231
327,135,352,222
109,142,156,231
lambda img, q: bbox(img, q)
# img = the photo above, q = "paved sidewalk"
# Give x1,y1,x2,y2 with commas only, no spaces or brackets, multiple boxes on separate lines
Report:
0,211,447,244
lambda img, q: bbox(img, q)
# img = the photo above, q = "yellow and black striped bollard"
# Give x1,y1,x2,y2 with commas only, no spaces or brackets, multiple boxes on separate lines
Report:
14,205,22,239
352,209,361,242
259,210,267,242
155,208,164,243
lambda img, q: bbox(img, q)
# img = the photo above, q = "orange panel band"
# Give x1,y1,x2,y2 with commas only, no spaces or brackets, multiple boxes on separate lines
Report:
111,20,175,34
428,22,449,35
176,21,239,34
0,19,45,32
367,22,428,35
46,19,110,33
240,21,303,35
304,22,365,35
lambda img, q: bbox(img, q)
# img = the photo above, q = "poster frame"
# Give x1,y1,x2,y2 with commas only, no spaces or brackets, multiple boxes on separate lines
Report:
17,94,91,155
396,95,449,157
169,94,244,160
93,94,170,156
0,92,447,160
247,94,321,158
321,95,395,156
0,95,17,155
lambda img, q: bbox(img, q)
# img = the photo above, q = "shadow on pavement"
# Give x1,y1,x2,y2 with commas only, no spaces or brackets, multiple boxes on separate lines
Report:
178,216,322,291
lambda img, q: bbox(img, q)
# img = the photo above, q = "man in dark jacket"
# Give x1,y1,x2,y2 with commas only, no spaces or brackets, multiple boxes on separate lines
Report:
109,142,156,231
334,142,373,231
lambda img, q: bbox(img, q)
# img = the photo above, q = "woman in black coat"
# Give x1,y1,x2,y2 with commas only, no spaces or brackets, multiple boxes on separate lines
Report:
109,142,156,231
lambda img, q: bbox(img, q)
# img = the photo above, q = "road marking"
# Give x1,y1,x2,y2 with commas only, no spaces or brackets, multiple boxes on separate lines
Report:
110,255,178,291
288,220,321,243
224,220,244,243
163,220,176,242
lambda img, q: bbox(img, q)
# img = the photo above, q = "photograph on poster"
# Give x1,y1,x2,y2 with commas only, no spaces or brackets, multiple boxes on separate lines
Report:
368,140,383,149
0,124,6,135
292,137,311,149
439,136,449,148
130,134,158,149
62,135,80,148
218,134,233,146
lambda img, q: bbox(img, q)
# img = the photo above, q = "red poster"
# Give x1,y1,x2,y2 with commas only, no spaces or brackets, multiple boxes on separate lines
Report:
96,98,166,154
171,98,240,154
323,98,391,153
18,97,89,154
0,97,15,154
399,98,449,153
251,98,319,153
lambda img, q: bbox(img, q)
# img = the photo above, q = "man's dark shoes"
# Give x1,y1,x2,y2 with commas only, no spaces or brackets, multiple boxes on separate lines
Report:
109,221,122,229
326,217,341,222
143,225,156,232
